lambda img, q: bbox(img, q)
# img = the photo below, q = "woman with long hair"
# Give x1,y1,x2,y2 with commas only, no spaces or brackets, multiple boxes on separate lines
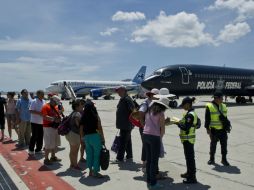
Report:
80,101,105,178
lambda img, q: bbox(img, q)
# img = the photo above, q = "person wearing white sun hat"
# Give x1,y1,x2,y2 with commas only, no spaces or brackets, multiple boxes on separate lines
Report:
143,97,170,189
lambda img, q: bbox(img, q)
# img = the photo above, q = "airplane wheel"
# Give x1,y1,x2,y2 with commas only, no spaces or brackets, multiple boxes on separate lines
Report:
169,100,178,108
240,97,246,104
236,96,241,104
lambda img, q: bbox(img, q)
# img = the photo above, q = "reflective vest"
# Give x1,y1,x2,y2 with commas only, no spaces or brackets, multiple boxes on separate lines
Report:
206,102,227,130
179,111,198,144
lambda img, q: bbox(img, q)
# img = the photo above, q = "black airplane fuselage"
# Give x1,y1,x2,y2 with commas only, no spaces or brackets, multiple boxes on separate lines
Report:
141,64,254,97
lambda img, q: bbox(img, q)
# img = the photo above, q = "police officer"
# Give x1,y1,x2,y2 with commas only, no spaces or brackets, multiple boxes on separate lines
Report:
177,97,198,184
205,92,230,166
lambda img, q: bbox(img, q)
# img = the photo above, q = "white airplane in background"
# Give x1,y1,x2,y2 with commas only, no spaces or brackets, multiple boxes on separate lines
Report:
46,66,146,100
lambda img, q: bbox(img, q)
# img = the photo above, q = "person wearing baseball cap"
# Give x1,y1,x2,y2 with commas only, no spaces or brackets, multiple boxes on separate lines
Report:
176,96,199,184
205,91,230,166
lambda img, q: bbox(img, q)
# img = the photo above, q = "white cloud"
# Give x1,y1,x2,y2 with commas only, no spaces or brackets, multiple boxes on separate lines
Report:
0,39,116,54
100,27,119,36
131,11,214,48
208,0,254,21
112,11,146,22
217,22,251,43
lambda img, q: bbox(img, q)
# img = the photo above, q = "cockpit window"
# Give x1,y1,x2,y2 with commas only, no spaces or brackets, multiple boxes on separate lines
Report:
153,69,163,76
50,82,57,85
162,70,172,77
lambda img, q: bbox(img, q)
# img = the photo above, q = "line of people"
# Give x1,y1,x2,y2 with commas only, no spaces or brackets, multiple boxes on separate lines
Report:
112,86,231,189
0,87,231,187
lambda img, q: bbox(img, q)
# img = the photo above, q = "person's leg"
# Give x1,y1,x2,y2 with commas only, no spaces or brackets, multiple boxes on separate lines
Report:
143,134,151,185
183,141,196,180
219,130,229,165
139,127,146,164
79,142,85,162
71,143,80,167
6,116,12,138
116,129,128,161
149,136,160,186
90,133,102,175
35,124,43,152
84,135,93,174
126,130,133,159
18,121,25,146
208,131,218,164
29,123,36,152
24,122,31,146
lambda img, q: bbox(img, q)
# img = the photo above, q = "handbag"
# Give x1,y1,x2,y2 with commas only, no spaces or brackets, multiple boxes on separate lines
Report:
129,110,144,128
100,145,110,170
111,131,120,153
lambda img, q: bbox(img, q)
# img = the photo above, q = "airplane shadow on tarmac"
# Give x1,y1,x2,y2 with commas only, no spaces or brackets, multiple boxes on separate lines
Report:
133,174,211,190
212,163,241,174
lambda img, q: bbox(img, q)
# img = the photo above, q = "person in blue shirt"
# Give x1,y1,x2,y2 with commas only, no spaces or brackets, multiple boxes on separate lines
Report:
16,89,32,148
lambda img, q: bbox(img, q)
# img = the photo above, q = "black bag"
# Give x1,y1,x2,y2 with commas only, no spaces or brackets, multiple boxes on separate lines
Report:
100,145,110,170
111,133,120,153
213,103,232,133
219,114,232,133
50,122,60,129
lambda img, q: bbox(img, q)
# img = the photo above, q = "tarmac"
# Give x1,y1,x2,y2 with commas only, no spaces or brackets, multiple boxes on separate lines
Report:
0,96,254,190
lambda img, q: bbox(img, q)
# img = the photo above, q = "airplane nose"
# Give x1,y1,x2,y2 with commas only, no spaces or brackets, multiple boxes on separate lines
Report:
141,78,154,90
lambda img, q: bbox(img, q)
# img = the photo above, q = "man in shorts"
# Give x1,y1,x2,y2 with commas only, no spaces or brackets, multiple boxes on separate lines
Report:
41,95,62,165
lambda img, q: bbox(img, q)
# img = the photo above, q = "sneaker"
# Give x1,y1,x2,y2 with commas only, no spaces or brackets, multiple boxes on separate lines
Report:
149,183,164,189
28,151,34,155
44,159,52,165
221,159,230,166
111,159,123,164
180,172,189,178
207,159,215,165
79,158,86,163
50,156,62,162
183,178,197,184
35,150,43,154
93,172,104,178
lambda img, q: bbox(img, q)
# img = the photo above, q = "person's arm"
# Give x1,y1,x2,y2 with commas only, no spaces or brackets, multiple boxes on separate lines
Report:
15,100,21,124
29,101,43,116
177,114,194,132
138,102,148,126
205,106,211,135
97,116,105,144
159,113,166,137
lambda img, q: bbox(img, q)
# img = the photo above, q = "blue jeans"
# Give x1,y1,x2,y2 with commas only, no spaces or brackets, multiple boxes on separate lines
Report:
83,133,102,173
143,134,160,186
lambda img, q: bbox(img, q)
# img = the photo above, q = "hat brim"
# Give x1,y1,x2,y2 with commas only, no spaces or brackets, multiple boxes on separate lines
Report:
149,100,170,109
154,94,176,99
145,92,156,96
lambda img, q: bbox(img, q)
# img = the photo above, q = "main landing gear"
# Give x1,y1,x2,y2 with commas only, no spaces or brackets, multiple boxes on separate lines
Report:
235,96,253,104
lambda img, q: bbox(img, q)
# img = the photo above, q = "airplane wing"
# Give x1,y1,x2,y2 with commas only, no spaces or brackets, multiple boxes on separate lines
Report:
90,85,140,99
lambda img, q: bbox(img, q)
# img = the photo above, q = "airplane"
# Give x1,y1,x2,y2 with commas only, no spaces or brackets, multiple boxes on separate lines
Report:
46,66,146,100
141,64,254,107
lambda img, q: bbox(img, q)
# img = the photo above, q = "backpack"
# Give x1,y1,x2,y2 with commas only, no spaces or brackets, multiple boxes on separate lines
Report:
57,112,74,136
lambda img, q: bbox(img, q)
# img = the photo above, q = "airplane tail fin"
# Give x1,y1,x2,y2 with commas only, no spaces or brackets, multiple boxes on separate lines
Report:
132,66,146,84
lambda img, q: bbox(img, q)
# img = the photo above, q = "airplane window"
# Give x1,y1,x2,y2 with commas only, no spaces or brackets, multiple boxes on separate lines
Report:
162,70,172,77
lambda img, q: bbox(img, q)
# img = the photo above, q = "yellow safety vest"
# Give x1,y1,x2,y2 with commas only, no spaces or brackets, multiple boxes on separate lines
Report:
206,103,227,130
179,111,198,144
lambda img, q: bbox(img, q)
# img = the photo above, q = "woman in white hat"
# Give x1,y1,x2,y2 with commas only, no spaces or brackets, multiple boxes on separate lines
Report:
143,97,170,189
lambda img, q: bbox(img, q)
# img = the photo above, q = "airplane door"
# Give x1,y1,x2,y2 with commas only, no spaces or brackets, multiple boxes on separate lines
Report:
179,67,189,84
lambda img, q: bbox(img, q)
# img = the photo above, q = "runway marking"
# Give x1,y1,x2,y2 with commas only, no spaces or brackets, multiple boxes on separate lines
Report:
0,138,75,190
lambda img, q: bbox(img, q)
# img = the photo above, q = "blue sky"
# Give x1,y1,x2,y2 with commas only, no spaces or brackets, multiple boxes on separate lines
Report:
0,0,254,91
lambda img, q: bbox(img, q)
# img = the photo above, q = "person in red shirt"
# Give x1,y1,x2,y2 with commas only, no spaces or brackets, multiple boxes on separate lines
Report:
41,95,62,165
